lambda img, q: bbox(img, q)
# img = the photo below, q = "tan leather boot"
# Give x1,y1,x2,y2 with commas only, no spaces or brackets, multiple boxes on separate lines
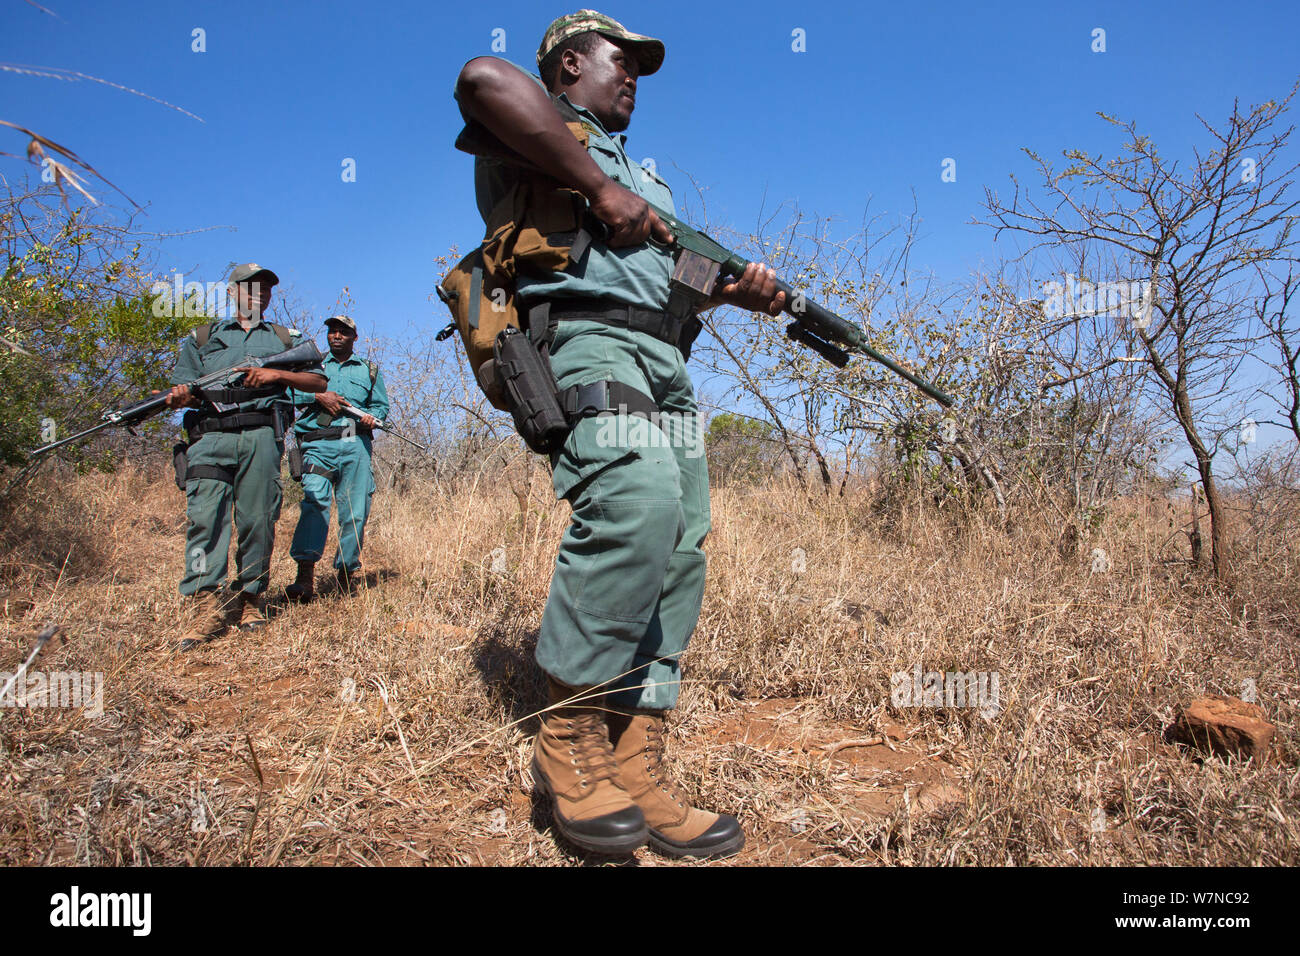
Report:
179,588,229,651
530,676,647,855
607,710,744,859
237,592,267,631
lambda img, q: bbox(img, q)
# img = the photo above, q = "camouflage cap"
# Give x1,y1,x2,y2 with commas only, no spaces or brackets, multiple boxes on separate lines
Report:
537,9,664,76
324,314,357,332
227,262,280,286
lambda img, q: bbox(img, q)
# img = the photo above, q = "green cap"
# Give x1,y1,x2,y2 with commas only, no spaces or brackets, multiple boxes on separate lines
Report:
227,262,280,286
324,314,356,332
537,9,664,76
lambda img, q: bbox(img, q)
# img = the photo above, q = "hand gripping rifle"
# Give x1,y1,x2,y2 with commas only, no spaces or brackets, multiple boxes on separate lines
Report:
29,339,327,458
337,402,430,452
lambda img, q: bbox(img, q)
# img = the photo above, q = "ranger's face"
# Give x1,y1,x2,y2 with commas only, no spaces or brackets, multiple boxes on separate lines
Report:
230,280,272,317
566,35,639,132
326,324,356,353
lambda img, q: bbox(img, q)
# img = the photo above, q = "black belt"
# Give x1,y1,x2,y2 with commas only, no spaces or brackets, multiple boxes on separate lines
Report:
298,425,369,443
188,410,278,438
541,297,701,353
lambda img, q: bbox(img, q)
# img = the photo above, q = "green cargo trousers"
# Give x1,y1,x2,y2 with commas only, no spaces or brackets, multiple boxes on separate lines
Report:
289,434,376,575
179,426,283,597
538,319,710,712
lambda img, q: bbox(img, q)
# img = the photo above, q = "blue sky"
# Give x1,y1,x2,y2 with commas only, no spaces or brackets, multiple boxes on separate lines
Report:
4,0,1299,352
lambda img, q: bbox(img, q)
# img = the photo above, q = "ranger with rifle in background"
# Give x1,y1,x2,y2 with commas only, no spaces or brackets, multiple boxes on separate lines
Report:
164,263,327,650
284,314,390,602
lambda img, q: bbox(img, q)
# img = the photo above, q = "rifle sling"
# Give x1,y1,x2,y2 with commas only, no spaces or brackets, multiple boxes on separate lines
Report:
195,385,281,404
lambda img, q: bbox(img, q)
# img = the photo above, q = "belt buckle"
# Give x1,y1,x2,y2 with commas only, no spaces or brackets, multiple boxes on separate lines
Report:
573,380,609,416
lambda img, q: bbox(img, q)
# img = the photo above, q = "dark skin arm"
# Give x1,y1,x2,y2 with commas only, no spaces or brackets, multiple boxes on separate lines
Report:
244,368,327,392
456,55,783,315
457,56,671,249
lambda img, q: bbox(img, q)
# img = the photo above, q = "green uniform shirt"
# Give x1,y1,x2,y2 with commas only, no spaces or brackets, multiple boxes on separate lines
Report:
170,317,322,415
289,351,390,434
455,58,677,311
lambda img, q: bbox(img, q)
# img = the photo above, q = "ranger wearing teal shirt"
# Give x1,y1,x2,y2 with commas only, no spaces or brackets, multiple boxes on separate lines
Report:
285,315,390,601
455,11,786,860
165,263,327,649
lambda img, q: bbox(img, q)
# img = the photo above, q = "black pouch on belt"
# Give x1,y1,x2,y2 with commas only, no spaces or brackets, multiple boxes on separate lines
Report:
287,443,305,482
172,441,188,491
493,325,571,455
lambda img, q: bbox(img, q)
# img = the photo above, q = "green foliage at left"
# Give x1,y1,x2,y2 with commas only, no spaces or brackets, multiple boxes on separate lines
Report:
1,195,205,467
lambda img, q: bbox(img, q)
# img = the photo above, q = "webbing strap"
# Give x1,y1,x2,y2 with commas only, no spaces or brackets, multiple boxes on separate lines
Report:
559,379,659,422
299,426,350,442
304,463,338,482
544,298,693,352
187,463,235,484
188,411,278,438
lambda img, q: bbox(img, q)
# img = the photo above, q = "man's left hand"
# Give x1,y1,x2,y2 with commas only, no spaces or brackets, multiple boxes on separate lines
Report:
240,367,282,387
706,262,786,316
358,414,378,429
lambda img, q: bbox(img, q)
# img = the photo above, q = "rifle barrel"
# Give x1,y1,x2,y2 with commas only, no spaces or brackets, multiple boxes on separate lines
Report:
339,404,429,452
769,279,955,408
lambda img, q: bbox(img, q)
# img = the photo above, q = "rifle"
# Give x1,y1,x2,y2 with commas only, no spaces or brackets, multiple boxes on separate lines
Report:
337,402,429,452
643,203,953,408
29,339,327,458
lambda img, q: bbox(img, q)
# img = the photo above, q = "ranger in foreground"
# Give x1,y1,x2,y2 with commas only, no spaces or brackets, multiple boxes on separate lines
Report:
455,10,786,858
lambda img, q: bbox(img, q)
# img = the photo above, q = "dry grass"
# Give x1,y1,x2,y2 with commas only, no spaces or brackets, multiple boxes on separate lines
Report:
0,457,1296,866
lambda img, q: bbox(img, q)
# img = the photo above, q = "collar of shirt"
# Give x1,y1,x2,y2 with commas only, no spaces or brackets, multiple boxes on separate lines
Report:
555,92,629,149
325,351,365,369
214,315,273,334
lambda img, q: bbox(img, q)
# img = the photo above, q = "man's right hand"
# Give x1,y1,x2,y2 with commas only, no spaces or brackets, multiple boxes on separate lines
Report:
315,391,346,416
588,180,674,248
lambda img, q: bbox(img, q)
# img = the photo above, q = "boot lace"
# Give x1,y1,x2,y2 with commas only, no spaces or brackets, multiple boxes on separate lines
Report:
567,712,620,786
642,720,688,807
